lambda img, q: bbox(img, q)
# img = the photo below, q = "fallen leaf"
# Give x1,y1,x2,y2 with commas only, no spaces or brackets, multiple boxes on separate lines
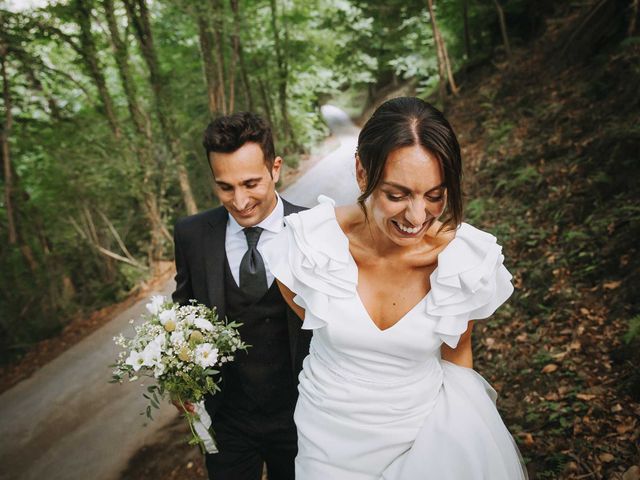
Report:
603,280,621,290
617,422,635,434
599,453,614,463
542,364,558,373
576,393,596,401
519,432,534,446
623,465,640,480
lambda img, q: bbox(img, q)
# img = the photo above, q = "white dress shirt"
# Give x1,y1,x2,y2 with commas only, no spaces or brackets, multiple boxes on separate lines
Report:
225,192,284,287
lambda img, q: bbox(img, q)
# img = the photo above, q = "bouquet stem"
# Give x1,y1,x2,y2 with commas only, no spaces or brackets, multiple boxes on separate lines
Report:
176,396,218,454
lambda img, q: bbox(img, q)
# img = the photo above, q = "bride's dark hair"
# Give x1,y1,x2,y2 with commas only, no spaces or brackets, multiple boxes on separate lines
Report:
356,97,463,231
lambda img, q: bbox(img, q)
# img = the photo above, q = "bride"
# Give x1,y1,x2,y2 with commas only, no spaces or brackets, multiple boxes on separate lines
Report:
262,97,528,479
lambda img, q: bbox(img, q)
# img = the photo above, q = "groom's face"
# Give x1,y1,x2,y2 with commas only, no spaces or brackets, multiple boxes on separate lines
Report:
210,142,282,227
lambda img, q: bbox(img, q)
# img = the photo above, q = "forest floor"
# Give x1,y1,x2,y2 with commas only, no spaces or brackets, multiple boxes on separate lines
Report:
121,6,640,480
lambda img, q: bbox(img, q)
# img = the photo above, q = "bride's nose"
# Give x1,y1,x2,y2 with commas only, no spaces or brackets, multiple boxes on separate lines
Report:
404,198,427,226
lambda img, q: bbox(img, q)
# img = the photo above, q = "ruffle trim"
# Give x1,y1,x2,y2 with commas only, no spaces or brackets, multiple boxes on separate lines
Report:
426,223,514,348
262,195,358,329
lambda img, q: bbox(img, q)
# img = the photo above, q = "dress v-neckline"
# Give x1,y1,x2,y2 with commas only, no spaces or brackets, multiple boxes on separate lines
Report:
354,289,429,333
328,206,436,333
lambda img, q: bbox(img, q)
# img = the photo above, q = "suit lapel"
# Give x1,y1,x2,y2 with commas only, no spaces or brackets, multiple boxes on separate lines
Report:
204,208,228,321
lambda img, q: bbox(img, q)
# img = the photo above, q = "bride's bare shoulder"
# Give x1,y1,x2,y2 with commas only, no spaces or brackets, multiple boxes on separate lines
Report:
334,204,363,232
424,220,457,251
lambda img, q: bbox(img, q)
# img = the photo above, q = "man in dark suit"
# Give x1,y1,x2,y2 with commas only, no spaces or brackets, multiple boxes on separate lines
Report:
172,112,310,480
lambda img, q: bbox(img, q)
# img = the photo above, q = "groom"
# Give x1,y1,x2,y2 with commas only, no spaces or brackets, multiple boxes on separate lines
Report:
172,112,310,480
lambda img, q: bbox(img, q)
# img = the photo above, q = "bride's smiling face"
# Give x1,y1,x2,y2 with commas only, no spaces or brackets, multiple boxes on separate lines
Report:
358,145,446,247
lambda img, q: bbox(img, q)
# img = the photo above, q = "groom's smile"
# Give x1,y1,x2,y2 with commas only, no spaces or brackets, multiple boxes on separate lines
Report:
209,142,283,227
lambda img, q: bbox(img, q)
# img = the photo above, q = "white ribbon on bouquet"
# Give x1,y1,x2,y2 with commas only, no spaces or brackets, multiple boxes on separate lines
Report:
193,401,218,454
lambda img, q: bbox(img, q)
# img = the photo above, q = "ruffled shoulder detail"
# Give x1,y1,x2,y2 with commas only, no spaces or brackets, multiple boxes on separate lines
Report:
426,223,514,349
262,195,358,329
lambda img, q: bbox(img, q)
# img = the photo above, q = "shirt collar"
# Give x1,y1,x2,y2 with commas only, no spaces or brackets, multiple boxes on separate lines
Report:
227,192,284,235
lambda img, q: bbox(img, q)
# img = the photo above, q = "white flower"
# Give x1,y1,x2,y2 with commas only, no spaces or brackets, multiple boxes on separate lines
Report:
170,330,185,346
145,295,165,315
194,317,214,332
184,313,197,325
194,343,218,368
159,308,177,331
125,350,145,371
159,308,176,324
142,337,163,367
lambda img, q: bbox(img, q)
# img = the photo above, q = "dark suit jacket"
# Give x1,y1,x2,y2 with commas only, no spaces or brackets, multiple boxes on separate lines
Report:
172,198,311,414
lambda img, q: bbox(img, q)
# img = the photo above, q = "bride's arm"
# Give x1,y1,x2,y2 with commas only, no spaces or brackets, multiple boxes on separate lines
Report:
441,320,474,368
276,280,306,321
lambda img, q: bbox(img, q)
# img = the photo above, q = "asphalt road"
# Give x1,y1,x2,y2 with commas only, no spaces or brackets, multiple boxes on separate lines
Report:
0,105,359,480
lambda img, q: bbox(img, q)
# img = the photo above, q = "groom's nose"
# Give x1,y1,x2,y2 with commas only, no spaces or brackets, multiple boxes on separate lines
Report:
232,189,251,211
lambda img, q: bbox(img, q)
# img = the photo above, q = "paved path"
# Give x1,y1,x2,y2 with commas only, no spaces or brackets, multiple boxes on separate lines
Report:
281,104,360,206
0,105,360,480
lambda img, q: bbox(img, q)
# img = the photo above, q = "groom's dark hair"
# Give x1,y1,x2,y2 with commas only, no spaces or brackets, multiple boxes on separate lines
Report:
203,112,276,169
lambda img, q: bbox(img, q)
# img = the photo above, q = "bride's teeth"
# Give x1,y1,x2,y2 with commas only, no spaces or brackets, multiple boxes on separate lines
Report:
397,223,420,234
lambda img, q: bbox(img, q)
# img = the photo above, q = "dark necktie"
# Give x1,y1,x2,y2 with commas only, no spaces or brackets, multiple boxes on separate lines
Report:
239,227,268,301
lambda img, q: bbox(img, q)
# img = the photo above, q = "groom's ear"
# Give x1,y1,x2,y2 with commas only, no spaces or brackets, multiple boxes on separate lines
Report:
270,156,283,183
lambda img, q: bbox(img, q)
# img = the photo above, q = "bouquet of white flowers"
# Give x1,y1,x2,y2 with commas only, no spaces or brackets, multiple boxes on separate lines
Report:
111,295,247,453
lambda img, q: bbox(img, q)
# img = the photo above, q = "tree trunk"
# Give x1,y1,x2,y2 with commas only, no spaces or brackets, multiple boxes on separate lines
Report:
1,52,17,245
463,0,471,60
195,9,220,116
230,0,252,110
210,0,228,114
492,0,512,61
256,76,274,128
269,0,296,149
75,0,122,138
426,0,459,103
629,0,638,36
104,0,171,264
123,0,198,215
1,50,38,272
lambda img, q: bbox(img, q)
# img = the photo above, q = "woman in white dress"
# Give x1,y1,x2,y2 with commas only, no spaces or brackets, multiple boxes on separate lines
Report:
262,97,528,479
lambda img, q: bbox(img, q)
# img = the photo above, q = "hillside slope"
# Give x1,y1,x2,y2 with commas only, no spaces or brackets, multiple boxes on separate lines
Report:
446,4,640,479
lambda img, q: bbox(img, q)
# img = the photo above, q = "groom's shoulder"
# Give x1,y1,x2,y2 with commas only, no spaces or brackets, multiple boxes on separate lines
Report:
282,198,308,215
174,206,227,235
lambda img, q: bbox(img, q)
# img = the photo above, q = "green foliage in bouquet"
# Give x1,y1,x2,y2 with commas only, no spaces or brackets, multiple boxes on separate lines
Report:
110,296,248,452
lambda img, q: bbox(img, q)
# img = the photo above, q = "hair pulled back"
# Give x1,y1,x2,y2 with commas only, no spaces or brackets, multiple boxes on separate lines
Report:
356,97,463,230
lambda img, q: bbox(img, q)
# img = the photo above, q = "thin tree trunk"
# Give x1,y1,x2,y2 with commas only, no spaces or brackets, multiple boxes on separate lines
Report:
195,11,220,116
123,0,198,215
629,0,638,36
1,51,17,245
230,0,252,110
426,0,459,102
75,0,122,138
269,0,296,148
257,75,274,128
228,26,237,112
210,0,228,114
1,50,38,271
492,0,512,61
104,0,171,264
463,0,471,60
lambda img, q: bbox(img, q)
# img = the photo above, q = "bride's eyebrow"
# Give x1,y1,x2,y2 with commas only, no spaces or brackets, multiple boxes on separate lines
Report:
381,181,445,193
381,181,411,192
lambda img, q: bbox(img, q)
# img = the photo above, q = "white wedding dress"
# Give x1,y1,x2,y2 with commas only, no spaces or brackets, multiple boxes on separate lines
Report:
262,195,529,480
